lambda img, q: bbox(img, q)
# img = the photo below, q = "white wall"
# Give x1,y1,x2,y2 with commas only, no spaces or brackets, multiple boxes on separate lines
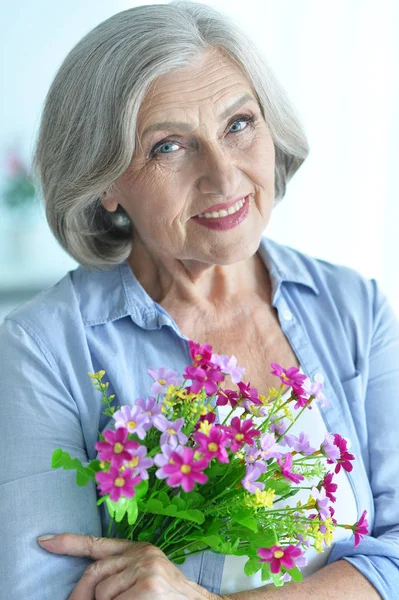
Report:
1,0,398,315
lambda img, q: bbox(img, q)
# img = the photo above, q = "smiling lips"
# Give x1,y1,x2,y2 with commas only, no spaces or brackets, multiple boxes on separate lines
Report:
192,195,250,230
196,195,249,218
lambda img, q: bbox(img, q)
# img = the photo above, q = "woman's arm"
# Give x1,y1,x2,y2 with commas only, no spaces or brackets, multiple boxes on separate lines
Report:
220,560,381,599
0,317,103,600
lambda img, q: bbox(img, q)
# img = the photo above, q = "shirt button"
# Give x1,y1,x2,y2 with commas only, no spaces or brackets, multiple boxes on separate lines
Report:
282,309,293,321
313,372,324,384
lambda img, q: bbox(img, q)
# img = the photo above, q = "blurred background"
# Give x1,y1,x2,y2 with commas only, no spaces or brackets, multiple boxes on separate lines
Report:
1,0,398,323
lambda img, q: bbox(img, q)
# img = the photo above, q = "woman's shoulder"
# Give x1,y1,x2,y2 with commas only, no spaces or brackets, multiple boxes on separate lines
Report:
0,262,126,349
262,236,378,307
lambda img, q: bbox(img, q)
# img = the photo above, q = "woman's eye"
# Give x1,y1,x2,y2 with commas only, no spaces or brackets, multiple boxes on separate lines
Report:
228,118,251,133
156,141,180,155
149,115,255,158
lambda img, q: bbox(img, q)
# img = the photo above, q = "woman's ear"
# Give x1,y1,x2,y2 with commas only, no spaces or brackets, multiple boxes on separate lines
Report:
102,196,119,212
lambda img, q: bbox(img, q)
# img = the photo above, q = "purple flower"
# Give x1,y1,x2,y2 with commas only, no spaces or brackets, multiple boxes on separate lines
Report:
135,396,162,423
284,432,316,456
242,461,267,493
320,433,340,462
260,433,280,459
243,443,261,464
269,418,287,438
153,415,188,448
311,486,330,521
124,445,154,480
303,377,330,407
211,353,246,383
113,405,151,440
147,367,182,395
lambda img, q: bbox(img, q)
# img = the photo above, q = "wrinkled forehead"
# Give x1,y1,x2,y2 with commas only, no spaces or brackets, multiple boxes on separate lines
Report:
136,49,259,136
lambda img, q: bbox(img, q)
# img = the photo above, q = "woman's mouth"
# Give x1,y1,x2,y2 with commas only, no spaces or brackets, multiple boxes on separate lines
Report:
192,195,250,231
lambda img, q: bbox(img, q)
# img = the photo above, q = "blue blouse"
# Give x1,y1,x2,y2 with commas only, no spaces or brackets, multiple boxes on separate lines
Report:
1,236,398,599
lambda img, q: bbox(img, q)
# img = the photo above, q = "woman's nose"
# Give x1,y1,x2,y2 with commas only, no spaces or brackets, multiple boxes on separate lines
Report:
196,144,241,199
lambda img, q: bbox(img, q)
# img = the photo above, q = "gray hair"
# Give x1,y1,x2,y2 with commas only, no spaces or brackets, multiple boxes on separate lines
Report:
32,0,309,270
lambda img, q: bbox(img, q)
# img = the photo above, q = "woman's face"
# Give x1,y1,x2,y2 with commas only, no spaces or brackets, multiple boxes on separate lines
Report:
105,50,275,267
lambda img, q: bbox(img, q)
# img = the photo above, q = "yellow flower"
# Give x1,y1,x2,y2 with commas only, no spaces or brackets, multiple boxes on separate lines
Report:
198,420,212,435
246,488,275,509
88,370,106,380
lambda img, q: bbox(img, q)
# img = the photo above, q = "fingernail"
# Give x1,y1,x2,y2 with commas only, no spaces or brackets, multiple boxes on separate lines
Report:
38,535,56,542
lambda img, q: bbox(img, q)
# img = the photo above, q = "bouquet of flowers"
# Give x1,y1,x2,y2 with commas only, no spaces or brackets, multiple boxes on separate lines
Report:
51,340,369,587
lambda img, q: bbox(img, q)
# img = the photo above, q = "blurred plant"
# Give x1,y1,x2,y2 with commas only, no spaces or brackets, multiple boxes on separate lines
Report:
2,147,36,210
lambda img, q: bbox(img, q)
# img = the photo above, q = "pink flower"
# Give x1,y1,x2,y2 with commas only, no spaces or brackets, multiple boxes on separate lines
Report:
353,510,369,548
222,416,261,453
211,354,246,383
154,444,184,479
162,446,209,492
216,388,240,408
291,383,312,410
183,365,224,396
95,466,141,502
258,544,303,574
95,427,139,469
320,472,338,503
194,426,229,463
147,367,182,395
113,405,151,440
237,381,261,405
195,411,216,430
188,340,214,368
328,434,355,474
277,453,305,484
270,363,307,388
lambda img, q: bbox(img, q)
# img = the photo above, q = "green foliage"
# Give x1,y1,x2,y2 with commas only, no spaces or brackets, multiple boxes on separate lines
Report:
51,449,101,486
139,492,205,524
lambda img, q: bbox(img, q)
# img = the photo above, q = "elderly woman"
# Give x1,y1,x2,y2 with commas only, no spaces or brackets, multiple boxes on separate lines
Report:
1,2,398,599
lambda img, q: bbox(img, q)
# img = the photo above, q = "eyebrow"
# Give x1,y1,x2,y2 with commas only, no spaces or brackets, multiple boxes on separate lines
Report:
141,93,256,139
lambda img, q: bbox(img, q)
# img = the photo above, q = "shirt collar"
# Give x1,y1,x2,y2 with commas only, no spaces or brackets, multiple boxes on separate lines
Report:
77,236,319,327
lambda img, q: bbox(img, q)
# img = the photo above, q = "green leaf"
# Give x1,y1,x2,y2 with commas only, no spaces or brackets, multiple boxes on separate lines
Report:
51,449,100,487
287,566,303,582
244,557,262,577
230,509,258,532
106,497,129,523
265,479,291,496
250,528,278,549
260,562,272,582
171,496,186,511
134,479,149,500
127,500,139,525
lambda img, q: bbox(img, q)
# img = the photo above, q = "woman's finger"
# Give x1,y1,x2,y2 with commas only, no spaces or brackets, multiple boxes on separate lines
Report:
67,554,131,600
37,532,138,559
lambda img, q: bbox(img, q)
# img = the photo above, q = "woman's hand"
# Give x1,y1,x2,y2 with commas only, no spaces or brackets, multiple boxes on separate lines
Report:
38,533,219,600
